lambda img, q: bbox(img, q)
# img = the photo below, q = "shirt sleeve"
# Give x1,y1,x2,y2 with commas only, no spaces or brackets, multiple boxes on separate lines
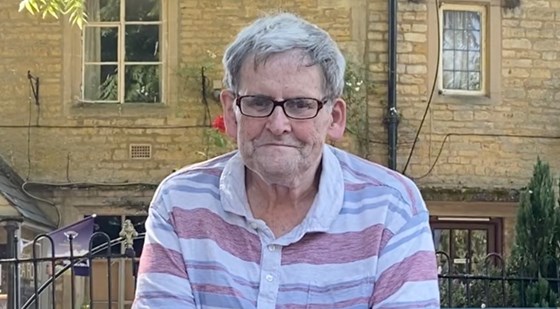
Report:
132,192,196,308
370,208,440,308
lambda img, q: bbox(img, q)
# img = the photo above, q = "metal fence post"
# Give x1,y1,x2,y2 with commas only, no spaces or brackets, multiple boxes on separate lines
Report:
2,218,22,309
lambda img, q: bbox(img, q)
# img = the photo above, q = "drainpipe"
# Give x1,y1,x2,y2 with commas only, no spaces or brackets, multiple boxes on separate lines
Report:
387,0,399,170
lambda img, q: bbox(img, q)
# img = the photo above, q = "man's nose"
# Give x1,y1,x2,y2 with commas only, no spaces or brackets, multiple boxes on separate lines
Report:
265,106,291,135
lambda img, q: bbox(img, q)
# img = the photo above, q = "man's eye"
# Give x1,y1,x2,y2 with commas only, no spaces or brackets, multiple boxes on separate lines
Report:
245,98,270,108
289,99,314,109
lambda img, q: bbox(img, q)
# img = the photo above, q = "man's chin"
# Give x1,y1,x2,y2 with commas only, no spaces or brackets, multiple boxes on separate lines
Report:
255,161,298,183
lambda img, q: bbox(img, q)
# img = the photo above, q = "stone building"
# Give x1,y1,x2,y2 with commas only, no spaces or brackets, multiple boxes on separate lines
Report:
0,0,559,307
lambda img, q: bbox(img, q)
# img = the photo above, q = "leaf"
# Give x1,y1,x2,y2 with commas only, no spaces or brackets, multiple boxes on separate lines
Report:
18,0,39,14
26,2,37,14
18,0,87,28
18,1,28,12
47,7,59,19
19,0,38,14
31,0,40,13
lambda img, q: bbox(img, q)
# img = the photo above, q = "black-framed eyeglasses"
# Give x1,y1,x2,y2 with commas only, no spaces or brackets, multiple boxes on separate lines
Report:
235,95,326,120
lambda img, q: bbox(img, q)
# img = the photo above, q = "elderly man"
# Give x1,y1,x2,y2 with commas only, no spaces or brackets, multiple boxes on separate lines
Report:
133,12,439,309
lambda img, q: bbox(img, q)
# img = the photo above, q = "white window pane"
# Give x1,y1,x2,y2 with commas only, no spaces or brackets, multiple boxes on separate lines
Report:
454,51,468,71
84,65,118,101
455,30,466,50
468,51,480,72
469,72,481,90
124,65,160,103
443,29,455,49
125,25,160,62
467,12,481,30
126,0,160,21
451,11,464,29
442,50,455,70
452,72,461,89
87,0,120,22
467,30,481,51
443,11,454,29
84,27,118,62
459,72,469,89
443,71,454,89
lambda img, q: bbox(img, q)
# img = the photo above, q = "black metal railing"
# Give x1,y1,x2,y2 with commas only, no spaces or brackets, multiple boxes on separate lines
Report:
0,231,144,309
437,251,560,308
3,240,560,308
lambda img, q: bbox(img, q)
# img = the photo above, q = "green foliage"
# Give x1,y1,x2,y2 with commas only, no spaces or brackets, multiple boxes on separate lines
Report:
96,0,118,21
525,277,558,308
507,158,560,307
96,65,160,103
439,158,560,308
98,70,118,101
177,50,235,159
124,66,160,103
19,0,87,28
196,128,234,160
177,50,218,100
510,158,559,278
342,61,370,158
439,259,510,307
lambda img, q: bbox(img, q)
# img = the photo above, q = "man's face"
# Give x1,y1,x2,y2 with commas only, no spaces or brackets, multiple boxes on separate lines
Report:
221,51,346,185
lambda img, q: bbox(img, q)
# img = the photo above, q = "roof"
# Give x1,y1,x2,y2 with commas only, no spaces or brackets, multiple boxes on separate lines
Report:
0,157,57,229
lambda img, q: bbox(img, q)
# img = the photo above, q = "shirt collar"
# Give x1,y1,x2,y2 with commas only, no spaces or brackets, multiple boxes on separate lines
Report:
220,145,344,233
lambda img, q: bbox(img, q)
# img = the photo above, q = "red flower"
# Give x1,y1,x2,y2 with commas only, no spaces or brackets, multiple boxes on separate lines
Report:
212,115,226,133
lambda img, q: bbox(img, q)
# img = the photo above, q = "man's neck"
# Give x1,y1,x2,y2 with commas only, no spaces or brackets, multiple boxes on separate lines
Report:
245,160,321,210
245,161,322,237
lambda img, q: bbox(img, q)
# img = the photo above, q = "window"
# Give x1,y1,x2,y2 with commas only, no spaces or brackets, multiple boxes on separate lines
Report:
83,0,163,103
431,217,502,275
439,4,486,95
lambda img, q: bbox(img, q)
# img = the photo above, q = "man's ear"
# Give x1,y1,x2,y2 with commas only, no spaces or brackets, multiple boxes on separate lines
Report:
327,98,346,141
220,90,238,140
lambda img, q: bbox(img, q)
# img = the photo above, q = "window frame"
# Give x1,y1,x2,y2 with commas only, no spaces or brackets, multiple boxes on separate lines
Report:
431,217,503,274
438,3,487,96
81,0,165,104
427,0,501,105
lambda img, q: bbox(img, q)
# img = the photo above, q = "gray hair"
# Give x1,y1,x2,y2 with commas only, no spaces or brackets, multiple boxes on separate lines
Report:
222,12,346,99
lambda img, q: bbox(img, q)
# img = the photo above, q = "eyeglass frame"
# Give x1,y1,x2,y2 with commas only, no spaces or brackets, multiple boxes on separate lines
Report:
234,95,328,120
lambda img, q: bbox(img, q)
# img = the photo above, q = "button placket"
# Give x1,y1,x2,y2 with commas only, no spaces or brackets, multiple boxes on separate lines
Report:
256,241,282,308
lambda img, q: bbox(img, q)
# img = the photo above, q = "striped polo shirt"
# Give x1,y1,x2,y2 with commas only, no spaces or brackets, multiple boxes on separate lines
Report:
133,145,440,308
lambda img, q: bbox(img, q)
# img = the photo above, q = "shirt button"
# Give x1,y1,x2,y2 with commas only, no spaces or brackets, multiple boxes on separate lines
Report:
267,245,275,252
250,222,258,230
265,274,274,282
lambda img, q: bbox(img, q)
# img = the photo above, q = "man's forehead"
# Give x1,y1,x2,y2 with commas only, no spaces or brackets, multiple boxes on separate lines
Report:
246,50,316,72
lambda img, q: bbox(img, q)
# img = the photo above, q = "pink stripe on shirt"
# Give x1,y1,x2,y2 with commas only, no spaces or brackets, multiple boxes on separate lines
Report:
138,243,188,279
282,224,390,265
172,207,261,263
371,251,438,304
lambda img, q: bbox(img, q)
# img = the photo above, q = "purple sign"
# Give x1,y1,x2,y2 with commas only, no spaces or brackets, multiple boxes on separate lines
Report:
49,215,95,276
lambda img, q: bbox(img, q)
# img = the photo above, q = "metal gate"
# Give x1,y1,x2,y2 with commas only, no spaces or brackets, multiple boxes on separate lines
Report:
0,223,142,309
